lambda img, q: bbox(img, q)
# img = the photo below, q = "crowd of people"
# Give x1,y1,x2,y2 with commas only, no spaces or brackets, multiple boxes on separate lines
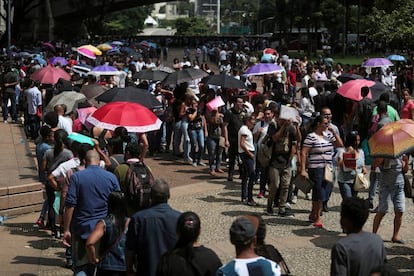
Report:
1,38,413,275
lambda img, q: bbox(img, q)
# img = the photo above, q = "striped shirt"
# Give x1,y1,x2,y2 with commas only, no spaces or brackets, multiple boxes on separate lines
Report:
303,131,336,168
217,256,281,276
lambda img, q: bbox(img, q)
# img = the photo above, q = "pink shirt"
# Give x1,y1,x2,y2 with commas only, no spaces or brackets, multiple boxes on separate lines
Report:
400,99,414,119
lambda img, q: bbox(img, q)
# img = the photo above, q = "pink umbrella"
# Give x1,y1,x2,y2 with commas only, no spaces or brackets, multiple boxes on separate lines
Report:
337,79,375,101
87,101,162,132
77,47,96,59
30,65,71,84
77,106,97,125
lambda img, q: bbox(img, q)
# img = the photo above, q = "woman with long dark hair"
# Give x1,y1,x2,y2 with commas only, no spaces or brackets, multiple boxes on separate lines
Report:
42,128,73,236
86,191,129,275
157,211,222,276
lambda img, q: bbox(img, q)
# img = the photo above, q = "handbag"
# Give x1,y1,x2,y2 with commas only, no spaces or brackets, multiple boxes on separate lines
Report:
353,173,369,192
324,163,333,183
292,174,314,194
404,174,413,198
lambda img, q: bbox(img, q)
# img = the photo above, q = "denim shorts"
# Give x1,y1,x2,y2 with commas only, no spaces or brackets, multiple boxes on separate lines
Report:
377,180,405,213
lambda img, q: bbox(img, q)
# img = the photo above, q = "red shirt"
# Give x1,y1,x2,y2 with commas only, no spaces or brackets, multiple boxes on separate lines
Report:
287,70,297,86
400,99,414,119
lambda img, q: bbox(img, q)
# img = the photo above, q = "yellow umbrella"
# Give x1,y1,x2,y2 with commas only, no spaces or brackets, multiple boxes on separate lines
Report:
78,44,102,56
96,43,113,51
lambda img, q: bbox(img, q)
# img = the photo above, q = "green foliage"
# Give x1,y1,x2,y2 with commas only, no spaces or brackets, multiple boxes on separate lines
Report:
366,0,414,47
175,17,213,36
101,6,153,36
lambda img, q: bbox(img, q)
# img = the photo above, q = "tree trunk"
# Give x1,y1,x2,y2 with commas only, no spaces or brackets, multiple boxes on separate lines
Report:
45,0,54,41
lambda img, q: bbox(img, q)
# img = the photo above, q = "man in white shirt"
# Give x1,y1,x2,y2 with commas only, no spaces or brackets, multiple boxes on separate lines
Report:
54,104,73,134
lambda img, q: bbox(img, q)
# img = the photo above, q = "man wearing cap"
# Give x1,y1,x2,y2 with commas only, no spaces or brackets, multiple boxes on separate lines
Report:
217,216,281,276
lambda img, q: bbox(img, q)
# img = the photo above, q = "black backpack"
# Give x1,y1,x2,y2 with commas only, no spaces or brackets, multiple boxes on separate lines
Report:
360,102,373,127
124,161,155,211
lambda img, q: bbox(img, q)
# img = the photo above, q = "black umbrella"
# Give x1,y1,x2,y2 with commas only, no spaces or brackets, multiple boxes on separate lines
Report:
370,81,393,102
95,86,163,110
162,67,209,85
337,73,364,83
133,69,170,81
201,73,246,89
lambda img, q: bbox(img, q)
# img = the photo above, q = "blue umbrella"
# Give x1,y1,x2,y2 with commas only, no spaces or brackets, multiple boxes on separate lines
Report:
31,54,47,66
387,54,406,62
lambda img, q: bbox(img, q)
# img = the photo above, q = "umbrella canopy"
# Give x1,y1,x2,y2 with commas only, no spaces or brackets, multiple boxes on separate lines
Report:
92,64,118,72
87,101,162,132
78,45,102,56
263,48,277,55
31,54,47,66
45,91,87,114
77,106,97,125
362,58,393,68
72,64,92,76
111,41,124,46
387,54,406,62
95,86,163,109
96,43,113,51
336,73,364,83
368,119,414,158
42,42,55,52
77,47,96,59
30,65,71,84
201,74,246,89
337,79,375,101
243,63,283,76
370,81,392,102
162,67,209,85
133,69,170,81
49,56,68,66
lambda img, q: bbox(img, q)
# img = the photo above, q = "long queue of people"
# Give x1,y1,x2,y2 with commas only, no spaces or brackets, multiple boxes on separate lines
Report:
1,40,412,275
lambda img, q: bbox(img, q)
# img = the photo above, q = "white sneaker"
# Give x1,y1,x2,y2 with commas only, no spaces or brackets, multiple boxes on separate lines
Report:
198,161,207,167
291,195,298,204
306,193,312,200
3,120,7,124
192,162,197,167
285,203,292,209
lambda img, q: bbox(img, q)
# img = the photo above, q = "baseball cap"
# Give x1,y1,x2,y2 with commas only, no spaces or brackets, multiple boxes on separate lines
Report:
230,216,257,245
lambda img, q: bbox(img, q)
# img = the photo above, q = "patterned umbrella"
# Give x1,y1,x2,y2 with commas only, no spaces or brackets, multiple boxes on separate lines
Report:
77,47,96,60
78,45,102,56
369,119,414,158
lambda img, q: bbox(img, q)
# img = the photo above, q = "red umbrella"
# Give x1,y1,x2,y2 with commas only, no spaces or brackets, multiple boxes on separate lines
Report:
30,65,71,84
87,101,162,133
337,79,375,101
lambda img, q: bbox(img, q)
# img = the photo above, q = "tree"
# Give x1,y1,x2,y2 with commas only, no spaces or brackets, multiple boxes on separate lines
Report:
366,0,414,48
175,17,213,36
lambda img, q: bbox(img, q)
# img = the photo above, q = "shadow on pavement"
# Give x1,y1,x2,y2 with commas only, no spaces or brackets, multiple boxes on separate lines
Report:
12,255,67,267
292,227,342,249
4,223,47,238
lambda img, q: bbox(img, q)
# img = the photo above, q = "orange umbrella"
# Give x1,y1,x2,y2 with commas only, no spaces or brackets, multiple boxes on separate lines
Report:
368,119,414,158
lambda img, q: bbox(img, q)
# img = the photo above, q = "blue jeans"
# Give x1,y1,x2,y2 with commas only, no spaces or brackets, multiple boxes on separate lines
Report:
2,92,17,121
240,153,255,201
206,137,223,171
189,128,204,163
173,119,190,159
338,181,358,199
